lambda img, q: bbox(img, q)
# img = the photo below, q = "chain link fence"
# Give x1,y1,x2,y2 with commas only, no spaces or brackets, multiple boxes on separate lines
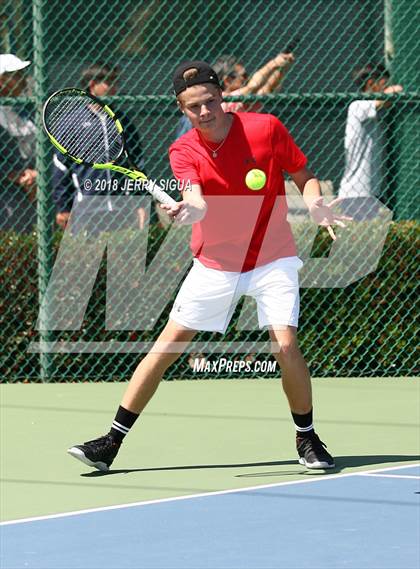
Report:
1,0,418,381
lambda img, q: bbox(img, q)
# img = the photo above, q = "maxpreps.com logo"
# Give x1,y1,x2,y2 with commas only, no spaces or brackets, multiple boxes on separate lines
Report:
192,357,277,374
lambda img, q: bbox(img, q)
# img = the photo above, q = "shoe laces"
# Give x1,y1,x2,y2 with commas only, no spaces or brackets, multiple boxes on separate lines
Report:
84,434,119,449
297,433,327,452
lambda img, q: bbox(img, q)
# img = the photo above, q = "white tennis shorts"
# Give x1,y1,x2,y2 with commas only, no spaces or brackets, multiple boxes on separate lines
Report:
169,256,303,333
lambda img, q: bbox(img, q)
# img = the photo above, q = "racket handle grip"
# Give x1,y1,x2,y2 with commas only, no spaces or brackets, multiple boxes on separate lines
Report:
145,180,178,206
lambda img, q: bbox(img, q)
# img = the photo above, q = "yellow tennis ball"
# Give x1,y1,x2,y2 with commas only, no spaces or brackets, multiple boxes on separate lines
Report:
245,168,266,191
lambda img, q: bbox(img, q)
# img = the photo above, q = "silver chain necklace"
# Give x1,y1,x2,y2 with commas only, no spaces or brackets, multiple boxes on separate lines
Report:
200,135,227,158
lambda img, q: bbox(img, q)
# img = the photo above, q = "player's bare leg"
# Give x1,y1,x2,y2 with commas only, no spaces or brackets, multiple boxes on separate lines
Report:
68,320,196,470
269,326,312,413
269,326,334,469
121,320,197,413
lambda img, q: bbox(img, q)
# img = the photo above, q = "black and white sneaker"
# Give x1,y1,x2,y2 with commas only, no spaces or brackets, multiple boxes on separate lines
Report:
68,434,121,471
297,433,335,469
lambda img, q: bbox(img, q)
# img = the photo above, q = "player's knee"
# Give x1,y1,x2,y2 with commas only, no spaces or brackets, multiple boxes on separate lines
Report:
273,339,300,365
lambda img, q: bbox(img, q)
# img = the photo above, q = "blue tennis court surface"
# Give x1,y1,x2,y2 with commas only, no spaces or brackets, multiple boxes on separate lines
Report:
1,464,419,569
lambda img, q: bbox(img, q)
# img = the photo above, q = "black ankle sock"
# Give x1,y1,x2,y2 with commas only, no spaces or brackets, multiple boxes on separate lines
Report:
109,406,139,444
292,409,314,437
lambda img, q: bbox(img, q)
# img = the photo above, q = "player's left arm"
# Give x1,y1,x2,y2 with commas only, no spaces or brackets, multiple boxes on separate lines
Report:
290,166,351,241
160,183,207,225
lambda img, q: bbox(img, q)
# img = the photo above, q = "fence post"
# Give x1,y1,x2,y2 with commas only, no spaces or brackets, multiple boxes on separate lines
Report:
33,0,54,381
388,0,420,220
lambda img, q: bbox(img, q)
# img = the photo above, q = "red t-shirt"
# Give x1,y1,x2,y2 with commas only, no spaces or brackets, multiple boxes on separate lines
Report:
169,112,307,272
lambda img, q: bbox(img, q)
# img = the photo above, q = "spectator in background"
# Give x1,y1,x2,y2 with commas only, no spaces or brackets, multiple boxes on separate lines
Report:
338,63,403,220
0,54,37,232
175,50,295,139
53,63,148,234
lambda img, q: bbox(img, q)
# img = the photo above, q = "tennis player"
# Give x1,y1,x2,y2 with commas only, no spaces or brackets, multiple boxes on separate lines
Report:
69,61,350,471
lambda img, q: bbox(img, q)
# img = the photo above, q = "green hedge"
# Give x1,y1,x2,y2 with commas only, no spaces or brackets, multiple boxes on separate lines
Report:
0,221,418,381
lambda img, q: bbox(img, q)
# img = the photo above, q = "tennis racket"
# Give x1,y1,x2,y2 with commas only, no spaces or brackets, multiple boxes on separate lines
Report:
42,88,177,206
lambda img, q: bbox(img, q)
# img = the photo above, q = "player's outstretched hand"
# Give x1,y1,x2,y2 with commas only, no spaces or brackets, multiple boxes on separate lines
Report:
160,200,207,225
309,196,352,241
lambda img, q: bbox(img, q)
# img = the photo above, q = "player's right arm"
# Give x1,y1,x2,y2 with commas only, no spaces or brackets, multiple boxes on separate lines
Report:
165,141,207,225
160,183,207,225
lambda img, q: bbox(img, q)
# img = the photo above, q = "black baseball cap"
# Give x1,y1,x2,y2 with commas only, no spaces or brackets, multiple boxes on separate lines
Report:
173,60,221,96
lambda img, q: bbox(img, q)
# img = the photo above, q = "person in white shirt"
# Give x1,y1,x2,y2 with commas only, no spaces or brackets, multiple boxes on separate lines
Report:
338,63,402,220
0,54,37,232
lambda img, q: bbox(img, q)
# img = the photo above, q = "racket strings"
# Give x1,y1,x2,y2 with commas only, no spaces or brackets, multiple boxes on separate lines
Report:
47,96,97,153
52,101,119,162
49,97,118,160
45,92,122,164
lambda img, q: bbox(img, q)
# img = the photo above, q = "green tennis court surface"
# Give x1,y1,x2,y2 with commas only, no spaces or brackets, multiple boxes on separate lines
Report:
1,378,419,522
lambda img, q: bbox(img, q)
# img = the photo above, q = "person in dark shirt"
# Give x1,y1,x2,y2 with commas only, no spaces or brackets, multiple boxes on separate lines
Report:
52,63,148,235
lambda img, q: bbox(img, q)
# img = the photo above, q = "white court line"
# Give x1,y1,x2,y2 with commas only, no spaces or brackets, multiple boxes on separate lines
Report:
358,473,420,480
1,462,419,527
